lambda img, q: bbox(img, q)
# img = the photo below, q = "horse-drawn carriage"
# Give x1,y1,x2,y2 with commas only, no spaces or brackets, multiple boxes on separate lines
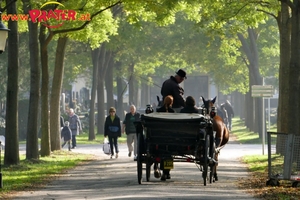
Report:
134,111,217,186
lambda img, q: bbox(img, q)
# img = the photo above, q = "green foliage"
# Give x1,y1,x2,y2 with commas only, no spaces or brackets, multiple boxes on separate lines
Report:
11,0,280,99
123,0,184,26
104,0,280,94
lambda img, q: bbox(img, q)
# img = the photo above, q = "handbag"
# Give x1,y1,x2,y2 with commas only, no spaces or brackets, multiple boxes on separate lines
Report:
103,138,111,155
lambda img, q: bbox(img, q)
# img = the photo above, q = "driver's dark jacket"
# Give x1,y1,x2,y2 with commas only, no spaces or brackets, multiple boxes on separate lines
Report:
161,76,185,108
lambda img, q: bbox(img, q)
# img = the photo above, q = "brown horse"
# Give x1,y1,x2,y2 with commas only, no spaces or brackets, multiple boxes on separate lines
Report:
201,96,230,181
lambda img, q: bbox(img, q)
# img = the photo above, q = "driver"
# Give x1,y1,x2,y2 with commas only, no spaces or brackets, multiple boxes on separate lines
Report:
161,69,187,112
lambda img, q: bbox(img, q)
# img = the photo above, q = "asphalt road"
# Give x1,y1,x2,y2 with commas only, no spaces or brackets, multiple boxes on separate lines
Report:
12,140,264,200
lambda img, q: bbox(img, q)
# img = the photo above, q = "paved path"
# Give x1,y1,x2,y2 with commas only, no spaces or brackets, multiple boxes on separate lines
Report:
12,140,264,200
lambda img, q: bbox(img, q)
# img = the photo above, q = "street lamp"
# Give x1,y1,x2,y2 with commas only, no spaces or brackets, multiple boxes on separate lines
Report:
0,12,9,54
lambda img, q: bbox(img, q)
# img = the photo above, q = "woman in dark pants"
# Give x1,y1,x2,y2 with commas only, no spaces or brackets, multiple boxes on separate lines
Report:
104,107,121,159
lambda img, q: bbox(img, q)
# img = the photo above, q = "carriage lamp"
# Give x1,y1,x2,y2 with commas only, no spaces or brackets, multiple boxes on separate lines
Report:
0,12,9,54
145,104,154,114
210,107,216,118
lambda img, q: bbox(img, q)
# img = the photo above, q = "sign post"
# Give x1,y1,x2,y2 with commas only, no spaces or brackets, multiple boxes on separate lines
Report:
251,85,274,97
251,85,274,155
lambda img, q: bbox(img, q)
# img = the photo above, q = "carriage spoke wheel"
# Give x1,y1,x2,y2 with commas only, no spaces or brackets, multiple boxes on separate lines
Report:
137,133,143,184
202,133,210,186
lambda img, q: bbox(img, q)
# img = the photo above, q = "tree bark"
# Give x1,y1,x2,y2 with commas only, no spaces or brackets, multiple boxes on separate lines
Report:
238,28,263,136
4,0,19,165
105,57,114,111
97,44,111,135
116,61,125,120
23,0,40,160
50,36,68,151
39,26,51,157
276,0,290,134
128,63,135,105
89,48,100,140
287,2,300,135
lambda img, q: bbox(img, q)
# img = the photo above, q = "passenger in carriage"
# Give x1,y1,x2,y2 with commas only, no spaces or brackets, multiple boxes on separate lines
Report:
161,69,187,112
156,95,175,113
180,96,199,113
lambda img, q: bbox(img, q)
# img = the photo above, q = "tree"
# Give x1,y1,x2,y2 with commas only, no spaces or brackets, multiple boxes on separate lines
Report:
4,0,19,165
49,36,68,151
22,0,40,160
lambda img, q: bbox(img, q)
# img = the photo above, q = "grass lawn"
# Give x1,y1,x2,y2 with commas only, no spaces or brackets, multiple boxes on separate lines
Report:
230,118,277,144
0,132,127,199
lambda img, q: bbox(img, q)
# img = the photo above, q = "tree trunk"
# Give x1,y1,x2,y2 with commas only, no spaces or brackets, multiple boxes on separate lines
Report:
97,78,105,135
288,2,300,135
50,36,68,151
116,61,125,120
89,48,100,140
105,58,114,111
238,28,263,136
4,1,19,165
39,26,51,157
128,63,135,105
97,44,110,135
277,0,290,134
23,0,40,160
245,92,252,130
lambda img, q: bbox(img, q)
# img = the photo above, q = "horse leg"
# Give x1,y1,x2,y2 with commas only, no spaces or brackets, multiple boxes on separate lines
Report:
215,137,221,148
214,153,219,181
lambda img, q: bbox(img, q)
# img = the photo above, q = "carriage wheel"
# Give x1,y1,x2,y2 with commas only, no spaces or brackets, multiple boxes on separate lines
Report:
146,160,151,182
209,134,216,184
137,133,143,184
202,133,210,186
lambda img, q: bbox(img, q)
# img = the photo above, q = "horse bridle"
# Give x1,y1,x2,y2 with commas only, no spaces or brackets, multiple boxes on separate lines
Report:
201,102,216,118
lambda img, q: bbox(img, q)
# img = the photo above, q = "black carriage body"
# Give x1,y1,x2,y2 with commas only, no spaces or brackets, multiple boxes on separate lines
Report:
142,113,208,159
135,113,213,163
135,113,215,185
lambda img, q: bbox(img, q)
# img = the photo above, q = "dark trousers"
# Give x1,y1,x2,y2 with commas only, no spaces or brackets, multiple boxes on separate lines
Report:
72,135,77,147
108,136,119,155
228,116,232,131
62,140,71,150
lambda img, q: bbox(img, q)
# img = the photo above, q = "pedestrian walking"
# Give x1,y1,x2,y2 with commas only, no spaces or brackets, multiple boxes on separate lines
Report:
68,108,82,149
223,100,234,131
122,105,140,160
61,121,72,151
104,107,121,159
